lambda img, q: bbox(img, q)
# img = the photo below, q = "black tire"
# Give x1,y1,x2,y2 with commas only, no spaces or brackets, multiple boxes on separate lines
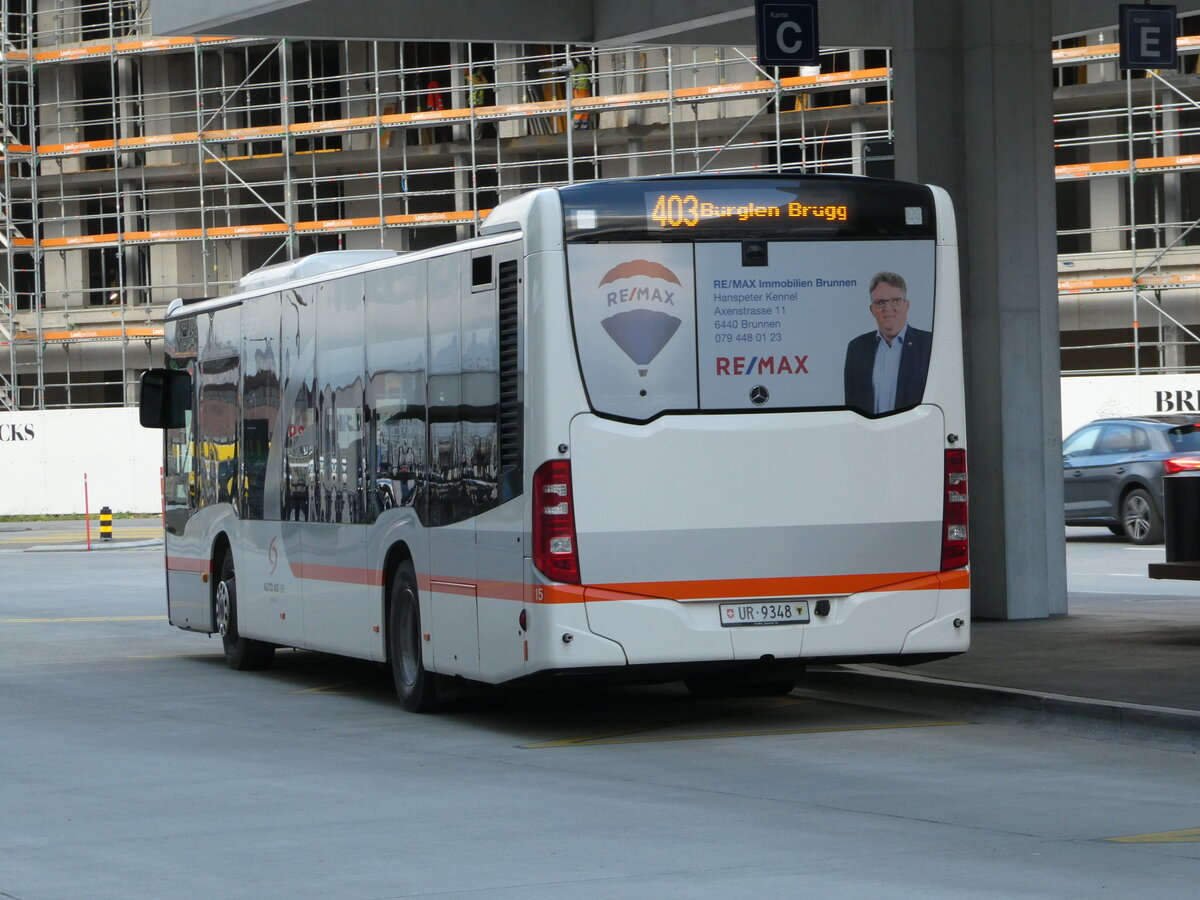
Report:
214,551,275,671
1106,524,1125,536
1121,488,1163,545
388,561,439,712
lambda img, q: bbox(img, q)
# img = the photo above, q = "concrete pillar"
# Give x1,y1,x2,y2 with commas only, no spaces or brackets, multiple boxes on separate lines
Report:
892,0,1067,619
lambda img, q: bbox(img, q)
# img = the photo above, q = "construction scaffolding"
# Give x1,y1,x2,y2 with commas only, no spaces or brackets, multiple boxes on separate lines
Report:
6,3,1200,408
1,1,898,409
1052,25,1200,375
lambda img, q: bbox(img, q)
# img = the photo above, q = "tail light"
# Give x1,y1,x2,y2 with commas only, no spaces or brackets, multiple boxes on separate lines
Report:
941,448,969,571
1163,457,1200,474
533,460,580,584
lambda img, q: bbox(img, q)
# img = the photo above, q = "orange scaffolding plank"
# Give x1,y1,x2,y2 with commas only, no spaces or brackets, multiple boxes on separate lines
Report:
1059,273,1200,294
7,67,890,159
8,325,166,343
35,207,491,250
1056,154,1200,180
0,36,245,63
1052,34,1200,64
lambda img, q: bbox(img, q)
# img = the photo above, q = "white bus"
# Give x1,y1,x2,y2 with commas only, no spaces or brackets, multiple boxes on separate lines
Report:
139,174,970,711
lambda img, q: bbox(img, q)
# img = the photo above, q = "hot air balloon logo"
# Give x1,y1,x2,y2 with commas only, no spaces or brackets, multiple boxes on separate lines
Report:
597,259,683,377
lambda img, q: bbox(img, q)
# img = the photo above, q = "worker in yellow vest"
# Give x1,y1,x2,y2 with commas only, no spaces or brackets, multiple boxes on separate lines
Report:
571,58,593,130
466,67,494,139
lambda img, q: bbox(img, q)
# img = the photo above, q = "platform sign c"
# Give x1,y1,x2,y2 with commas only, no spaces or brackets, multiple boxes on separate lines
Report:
755,0,819,67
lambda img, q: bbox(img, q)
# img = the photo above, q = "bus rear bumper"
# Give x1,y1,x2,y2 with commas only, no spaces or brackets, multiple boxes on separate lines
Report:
574,574,969,667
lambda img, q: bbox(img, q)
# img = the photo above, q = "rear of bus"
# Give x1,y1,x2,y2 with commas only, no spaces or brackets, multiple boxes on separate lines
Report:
496,176,969,686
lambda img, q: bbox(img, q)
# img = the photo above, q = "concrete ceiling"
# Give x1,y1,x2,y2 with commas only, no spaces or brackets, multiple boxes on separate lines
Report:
150,0,1200,46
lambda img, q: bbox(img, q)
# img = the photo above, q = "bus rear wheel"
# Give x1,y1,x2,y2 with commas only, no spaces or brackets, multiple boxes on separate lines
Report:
214,552,275,671
388,561,439,712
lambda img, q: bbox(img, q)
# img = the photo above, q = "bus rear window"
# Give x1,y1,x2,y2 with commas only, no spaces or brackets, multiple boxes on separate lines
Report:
567,240,937,421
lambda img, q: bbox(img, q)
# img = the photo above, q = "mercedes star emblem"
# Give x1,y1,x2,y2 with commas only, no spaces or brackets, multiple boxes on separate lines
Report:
749,385,769,405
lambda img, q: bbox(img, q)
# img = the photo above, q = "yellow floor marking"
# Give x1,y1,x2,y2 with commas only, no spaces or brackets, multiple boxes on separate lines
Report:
0,615,168,624
1106,828,1200,843
295,682,364,694
0,529,162,543
522,719,970,749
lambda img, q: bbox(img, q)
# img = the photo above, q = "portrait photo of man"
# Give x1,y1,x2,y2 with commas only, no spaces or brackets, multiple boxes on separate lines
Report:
843,271,932,414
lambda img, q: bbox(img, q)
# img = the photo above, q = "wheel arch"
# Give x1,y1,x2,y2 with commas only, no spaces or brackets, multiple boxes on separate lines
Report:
209,532,234,620
381,541,417,658
1118,479,1158,512
381,541,415,598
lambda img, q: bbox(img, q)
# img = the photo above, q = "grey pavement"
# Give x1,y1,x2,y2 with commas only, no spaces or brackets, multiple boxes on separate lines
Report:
809,527,1200,745
5,518,1199,740
1,517,163,552
8,522,1200,900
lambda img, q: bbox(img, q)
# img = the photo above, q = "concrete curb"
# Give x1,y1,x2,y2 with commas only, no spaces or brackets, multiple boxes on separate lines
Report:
25,540,163,553
800,664,1200,748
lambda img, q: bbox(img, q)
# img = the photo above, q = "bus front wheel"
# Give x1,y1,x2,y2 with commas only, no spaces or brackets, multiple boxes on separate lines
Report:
214,551,275,671
388,561,439,713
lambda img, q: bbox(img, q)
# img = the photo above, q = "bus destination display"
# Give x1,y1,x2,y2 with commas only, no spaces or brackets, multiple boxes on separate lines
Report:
560,177,936,241
648,192,849,228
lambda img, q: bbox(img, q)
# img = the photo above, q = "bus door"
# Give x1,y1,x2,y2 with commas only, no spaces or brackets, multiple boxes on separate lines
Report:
237,291,305,648
299,276,375,658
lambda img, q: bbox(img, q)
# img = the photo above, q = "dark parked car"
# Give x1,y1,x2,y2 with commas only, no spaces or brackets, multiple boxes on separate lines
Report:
1063,415,1200,544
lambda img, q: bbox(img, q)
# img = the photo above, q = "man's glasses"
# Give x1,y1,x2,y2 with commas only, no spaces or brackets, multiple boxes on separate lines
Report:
870,297,907,309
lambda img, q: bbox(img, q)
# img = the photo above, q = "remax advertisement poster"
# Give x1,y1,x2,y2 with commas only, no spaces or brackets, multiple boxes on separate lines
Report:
568,240,936,419
568,244,699,420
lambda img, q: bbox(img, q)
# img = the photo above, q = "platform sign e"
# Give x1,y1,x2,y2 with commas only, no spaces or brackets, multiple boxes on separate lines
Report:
1119,3,1178,70
755,0,819,67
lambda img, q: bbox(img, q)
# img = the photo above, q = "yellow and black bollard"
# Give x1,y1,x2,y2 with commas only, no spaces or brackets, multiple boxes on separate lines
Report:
99,506,113,542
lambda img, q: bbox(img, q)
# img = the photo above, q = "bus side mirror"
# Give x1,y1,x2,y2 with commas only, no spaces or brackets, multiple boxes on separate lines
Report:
139,368,190,429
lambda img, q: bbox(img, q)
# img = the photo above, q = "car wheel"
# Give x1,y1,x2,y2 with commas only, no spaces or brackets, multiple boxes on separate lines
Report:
1121,488,1163,545
215,551,275,670
1106,524,1125,536
388,561,439,712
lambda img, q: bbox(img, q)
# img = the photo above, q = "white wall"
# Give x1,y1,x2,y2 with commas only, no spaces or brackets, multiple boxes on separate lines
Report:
0,408,162,515
2,375,1198,514
1060,374,1200,437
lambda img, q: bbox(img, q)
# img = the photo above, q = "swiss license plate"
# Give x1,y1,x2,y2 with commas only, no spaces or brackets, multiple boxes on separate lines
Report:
719,600,810,627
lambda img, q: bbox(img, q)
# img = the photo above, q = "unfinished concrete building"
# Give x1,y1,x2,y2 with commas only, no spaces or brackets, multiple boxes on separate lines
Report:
3,1,1200,409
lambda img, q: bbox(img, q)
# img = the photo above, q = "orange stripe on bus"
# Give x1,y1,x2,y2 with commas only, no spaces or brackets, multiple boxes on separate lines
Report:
289,563,385,586
163,558,966,599
527,569,969,605
428,580,477,597
589,569,969,601
166,556,211,574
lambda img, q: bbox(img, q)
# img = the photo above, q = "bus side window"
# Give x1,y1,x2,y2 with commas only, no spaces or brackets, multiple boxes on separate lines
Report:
366,263,428,519
463,252,500,517
428,254,463,527
197,306,241,512
280,286,317,522
241,292,282,520
315,275,367,524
